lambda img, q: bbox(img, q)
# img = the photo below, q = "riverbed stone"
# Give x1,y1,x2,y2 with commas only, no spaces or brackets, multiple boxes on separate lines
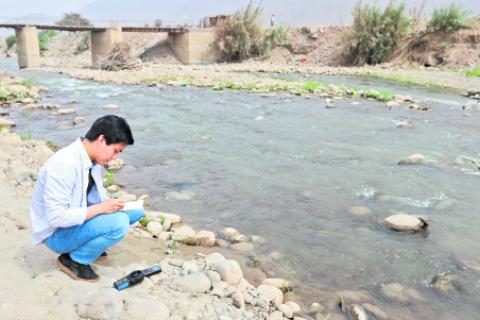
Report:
172,272,212,294
230,242,254,252
205,252,226,267
72,116,85,125
380,283,423,304
146,221,163,237
396,120,412,128
58,108,76,115
257,285,284,306
173,225,196,244
106,184,120,193
106,158,124,171
278,304,293,318
348,206,372,216
362,303,388,320
267,311,283,320
232,291,246,309
212,259,243,285
431,274,462,294
125,297,169,320
384,214,427,232
165,190,196,201
262,278,292,291
398,153,426,165
0,117,15,127
102,103,120,110
455,255,480,272
285,301,301,314
194,230,216,247
206,270,222,284
221,227,241,242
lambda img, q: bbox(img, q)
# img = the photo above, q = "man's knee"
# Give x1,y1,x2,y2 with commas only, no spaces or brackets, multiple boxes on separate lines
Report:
110,213,130,239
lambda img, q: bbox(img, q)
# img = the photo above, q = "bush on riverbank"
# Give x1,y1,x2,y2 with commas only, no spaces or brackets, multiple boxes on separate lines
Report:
38,30,58,51
466,66,480,77
344,1,410,65
214,1,263,62
5,35,16,49
427,4,471,33
75,32,90,54
261,25,290,58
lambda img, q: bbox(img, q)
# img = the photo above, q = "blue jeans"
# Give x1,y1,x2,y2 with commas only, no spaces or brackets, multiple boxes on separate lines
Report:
45,209,144,265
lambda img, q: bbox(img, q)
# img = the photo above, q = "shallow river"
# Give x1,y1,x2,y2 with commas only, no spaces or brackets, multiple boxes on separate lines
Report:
2,58,479,319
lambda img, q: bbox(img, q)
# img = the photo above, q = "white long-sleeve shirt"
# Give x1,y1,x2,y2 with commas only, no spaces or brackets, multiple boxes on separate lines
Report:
29,138,108,245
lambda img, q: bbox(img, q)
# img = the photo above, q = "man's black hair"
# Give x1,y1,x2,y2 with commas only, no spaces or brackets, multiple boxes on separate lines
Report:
85,115,134,145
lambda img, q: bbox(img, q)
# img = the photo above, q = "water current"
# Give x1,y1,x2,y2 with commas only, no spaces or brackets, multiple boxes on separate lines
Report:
1,58,479,319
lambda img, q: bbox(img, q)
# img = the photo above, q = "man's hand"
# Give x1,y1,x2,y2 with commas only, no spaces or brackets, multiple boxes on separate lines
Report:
85,198,125,221
101,198,125,213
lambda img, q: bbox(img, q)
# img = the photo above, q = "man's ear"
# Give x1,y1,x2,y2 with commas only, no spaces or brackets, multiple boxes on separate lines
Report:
96,134,105,145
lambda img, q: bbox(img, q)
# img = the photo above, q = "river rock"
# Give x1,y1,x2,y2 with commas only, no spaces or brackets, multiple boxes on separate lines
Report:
106,185,120,193
348,206,372,216
230,242,254,252
285,301,301,314
431,274,461,294
398,153,426,165
125,297,169,320
262,278,292,292
380,283,424,304
206,270,222,284
267,311,283,320
396,120,412,128
138,194,150,206
173,225,196,244
455,255,480,272
39,103,59,110
212,259,243,285
221,227,241,242
102,103,120,110
172,272,212,294
205,252,226,267
146,221,163,237
384,214,427,232
362,303,388,320
194,230,216,247
0,117,16,127
72,116,85,125
58,108,76,115
182,261,200,274
76,288,123,320
232,292,246,309
278,304,293,318
257,285,284,306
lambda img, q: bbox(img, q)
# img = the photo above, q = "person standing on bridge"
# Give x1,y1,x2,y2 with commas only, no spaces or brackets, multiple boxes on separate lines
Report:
29,115,143,282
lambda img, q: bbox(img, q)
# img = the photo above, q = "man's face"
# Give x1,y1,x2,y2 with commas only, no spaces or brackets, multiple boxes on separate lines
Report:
94,135,126,165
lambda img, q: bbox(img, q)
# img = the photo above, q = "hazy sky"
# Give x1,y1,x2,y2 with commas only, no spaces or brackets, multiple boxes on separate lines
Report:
0,0,95,17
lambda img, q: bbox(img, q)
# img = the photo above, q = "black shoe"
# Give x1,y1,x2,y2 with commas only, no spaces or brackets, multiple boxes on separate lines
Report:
56,253,99,282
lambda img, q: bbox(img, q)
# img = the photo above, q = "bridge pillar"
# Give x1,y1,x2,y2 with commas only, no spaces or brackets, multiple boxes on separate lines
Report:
15,26,40,69
91,27,123,67
168,29,218,64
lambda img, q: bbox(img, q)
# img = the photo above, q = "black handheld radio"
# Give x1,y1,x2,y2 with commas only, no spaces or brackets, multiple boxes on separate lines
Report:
113,265,162,290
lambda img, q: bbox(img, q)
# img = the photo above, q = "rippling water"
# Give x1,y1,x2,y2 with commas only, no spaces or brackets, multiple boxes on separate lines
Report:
2,58,480,319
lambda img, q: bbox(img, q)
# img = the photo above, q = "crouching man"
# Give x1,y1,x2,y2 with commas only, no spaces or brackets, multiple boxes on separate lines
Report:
30,115,144,282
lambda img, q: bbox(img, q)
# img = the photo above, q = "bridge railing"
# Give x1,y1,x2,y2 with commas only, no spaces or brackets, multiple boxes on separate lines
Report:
0,16,200,28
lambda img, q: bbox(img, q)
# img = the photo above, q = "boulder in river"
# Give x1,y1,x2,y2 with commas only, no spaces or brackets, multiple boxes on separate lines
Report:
58,108,76,115
384,214,427,232
398,153,426,165
0,117,16,127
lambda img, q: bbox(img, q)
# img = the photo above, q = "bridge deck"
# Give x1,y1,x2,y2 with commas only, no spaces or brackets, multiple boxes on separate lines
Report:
0,24,187,33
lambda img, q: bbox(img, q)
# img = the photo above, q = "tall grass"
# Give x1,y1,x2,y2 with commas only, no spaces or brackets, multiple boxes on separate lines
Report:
38,30,58,51
5,35,16,49
344,1,410,65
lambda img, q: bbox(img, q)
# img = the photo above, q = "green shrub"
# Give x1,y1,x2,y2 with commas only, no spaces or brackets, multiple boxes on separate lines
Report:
103,171,114,187
75,32,91,54
18,78,33,88
427,4,471,33
345,1,410,65
38,30,58,51
261,25,290,58
466,66,480,77
5,35,16,49
214,0,263,61
0,91,8,101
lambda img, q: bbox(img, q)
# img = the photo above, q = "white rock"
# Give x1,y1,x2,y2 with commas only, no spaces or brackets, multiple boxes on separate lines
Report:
232,292,246,309
221,227,241,241
278,304,293,318
173,225,196,244
194,230,216,247
257,285,284,306
58,108,76,115
398,153,426,165
182,261,200,274
267,311,283,320
172,272,211,294
384,214,427,232
348,206,372,216
102,103,120,110
206,270,222,284
165,190,195,201
146,221,163,237
0,117,16,127
230,242,254,252
205,252,226,267
212,259,243,285
285,301,301,314
262,278,292,291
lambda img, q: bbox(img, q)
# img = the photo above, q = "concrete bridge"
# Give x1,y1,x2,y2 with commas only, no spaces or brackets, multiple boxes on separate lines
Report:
0,21,218,68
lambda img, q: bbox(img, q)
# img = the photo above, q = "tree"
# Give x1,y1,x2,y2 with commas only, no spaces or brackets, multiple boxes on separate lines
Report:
56,13,92,27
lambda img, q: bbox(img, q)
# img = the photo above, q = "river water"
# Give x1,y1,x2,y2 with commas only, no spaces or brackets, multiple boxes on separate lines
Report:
2,58,479,319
